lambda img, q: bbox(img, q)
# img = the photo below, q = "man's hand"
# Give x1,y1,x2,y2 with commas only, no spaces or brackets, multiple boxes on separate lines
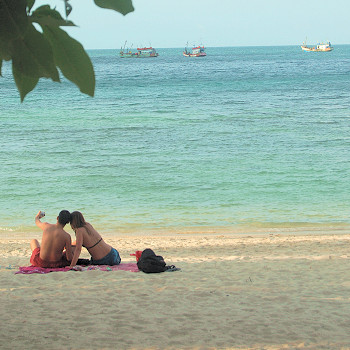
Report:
36,211,45,219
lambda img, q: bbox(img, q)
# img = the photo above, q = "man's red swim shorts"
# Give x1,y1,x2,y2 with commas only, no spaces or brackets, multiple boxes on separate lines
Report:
30,247,69,268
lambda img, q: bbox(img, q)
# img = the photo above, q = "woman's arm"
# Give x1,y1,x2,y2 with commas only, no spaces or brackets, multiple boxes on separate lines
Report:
69,228,84,268
65,234,73,262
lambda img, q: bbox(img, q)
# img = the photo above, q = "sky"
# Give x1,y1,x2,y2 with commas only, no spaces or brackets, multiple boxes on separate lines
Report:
35,0,350,49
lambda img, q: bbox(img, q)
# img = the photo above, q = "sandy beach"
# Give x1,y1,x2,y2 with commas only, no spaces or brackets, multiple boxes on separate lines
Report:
1,230,350,350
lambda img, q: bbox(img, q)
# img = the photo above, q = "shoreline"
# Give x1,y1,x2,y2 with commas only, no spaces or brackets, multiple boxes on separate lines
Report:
1,222,350,240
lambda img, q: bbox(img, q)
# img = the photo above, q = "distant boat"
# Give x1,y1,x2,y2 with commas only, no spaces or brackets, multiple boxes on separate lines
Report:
301,40,333,52
120,42,159,58
183,43,206,57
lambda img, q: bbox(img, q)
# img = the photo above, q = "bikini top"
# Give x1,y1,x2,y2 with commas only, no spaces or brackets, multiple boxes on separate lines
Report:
83,237,102,250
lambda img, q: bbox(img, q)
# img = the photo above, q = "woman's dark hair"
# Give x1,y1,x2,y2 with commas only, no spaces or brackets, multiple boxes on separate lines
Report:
58,210,71,226
70,211,87,231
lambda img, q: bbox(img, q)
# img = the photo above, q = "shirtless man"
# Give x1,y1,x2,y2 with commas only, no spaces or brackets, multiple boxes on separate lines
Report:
30,210,73,268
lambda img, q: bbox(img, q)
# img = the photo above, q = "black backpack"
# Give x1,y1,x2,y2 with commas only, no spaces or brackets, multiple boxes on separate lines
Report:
137,248,172,273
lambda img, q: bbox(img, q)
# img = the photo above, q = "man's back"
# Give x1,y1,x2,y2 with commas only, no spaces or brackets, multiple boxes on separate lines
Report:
40,223,70,262
32,210,72,266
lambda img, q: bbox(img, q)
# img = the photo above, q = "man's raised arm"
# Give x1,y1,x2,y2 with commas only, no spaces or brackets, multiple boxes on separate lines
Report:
35,211,47,230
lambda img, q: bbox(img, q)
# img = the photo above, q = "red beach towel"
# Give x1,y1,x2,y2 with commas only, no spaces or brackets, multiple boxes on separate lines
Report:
16,262,139,274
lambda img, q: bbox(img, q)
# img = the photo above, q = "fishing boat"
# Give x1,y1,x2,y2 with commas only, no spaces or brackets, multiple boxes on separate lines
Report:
183,44,206,57
135,47,159,57
301,40,333,52
119,49,137,58
120,42,159,58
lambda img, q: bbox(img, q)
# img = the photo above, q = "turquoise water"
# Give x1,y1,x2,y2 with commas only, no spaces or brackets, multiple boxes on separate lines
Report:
1,46,349,235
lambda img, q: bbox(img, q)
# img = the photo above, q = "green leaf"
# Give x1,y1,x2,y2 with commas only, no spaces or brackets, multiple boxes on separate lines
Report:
26,0,35,13
31,5,75,27
0,38,12,60
12,63,39,101
42,26,95,97
0,0,28,40
94,0,134,16
11,23,59,81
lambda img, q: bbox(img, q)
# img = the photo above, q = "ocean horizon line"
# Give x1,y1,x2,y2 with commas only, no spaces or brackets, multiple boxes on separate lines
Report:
87,43,350,51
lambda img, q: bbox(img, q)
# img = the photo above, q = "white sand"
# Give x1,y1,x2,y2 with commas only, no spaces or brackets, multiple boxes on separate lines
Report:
1,232,350,350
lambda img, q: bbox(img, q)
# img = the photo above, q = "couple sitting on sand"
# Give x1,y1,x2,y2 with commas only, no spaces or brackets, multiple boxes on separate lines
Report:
30,210,121,269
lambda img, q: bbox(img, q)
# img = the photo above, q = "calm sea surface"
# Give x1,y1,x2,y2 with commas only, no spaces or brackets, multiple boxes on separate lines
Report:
1,46,349,236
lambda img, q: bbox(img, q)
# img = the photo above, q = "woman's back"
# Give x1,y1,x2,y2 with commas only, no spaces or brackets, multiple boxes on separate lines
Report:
81,223,112,260
69,211,120,267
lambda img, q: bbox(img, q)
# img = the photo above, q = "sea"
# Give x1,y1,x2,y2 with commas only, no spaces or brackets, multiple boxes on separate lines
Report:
1,45,349,237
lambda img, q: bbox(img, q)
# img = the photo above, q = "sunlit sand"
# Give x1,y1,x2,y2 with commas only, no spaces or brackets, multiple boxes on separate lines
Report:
1,230,350,349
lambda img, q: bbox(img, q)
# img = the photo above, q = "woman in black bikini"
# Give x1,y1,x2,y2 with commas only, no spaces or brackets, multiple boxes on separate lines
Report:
69,211,121,268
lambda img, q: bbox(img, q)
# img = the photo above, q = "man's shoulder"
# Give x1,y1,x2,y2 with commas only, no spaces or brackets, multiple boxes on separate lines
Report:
63,229,71,237
61,229,72,241
41,222,56,232
38,220,52,228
